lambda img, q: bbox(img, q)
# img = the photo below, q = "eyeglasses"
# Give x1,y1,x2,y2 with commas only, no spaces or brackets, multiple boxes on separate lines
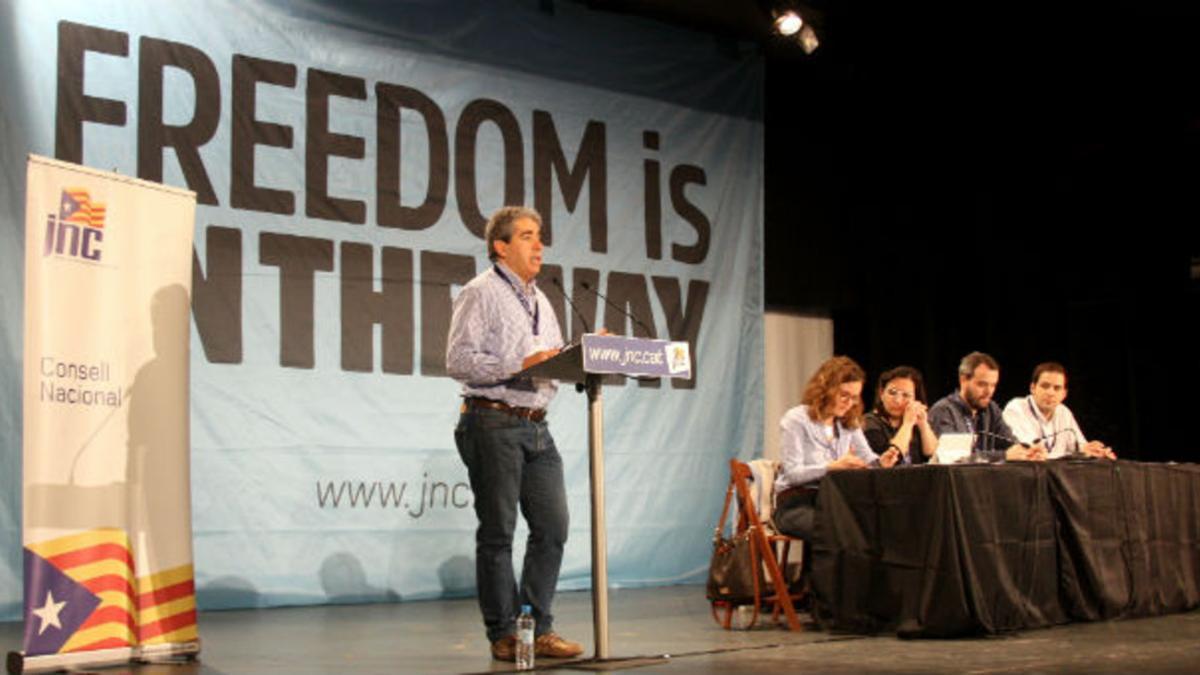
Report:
884,388,914,400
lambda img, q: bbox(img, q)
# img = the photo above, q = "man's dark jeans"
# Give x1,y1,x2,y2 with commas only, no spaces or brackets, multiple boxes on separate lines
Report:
455,407,569,642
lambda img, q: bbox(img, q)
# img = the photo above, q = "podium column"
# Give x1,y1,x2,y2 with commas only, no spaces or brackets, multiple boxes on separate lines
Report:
585,374,609,659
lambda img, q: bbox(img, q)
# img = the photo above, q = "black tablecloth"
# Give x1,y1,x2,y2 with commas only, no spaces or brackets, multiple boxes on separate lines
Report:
811,460,1200,637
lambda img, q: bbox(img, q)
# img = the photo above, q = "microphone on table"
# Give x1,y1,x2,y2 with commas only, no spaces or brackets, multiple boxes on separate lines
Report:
973,429,1037,462
1032,428,1074,458
976,429,1027,447
1043,428,1115,460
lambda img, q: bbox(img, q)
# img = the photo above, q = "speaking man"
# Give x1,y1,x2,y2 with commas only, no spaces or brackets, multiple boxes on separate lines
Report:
928,351,1046,461
446,206,583,662
1002,362,1115,459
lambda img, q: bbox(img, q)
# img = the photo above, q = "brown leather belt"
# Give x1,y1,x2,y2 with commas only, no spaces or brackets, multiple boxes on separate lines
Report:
777,484,820,505
461,397,546,422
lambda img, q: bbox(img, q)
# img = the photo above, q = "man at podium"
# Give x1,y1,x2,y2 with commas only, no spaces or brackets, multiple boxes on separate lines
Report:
445,205,584,662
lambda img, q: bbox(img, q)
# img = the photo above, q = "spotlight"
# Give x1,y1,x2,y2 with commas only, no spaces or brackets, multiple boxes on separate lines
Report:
797,24,819,54
770,4,822,54
773,10,803,36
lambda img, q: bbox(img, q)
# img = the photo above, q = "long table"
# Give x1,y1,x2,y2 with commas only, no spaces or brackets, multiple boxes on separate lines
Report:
811,459,1200,637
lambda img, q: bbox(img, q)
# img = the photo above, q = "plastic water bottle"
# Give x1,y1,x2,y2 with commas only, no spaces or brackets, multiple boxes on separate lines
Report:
516,604,535,670
733,604,756,630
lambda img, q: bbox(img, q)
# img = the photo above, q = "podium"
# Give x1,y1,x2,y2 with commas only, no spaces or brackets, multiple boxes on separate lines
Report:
521,334,693,661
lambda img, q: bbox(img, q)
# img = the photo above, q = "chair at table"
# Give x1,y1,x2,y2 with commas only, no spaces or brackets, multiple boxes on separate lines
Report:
747,458,809,601
708,458,804,631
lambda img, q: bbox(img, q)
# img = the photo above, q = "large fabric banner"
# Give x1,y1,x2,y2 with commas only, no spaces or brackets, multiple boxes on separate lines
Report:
0,0,765,618
20,156,198,666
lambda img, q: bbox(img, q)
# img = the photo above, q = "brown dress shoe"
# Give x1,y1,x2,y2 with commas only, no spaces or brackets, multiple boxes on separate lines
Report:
534,632,584,658
490,635,517,661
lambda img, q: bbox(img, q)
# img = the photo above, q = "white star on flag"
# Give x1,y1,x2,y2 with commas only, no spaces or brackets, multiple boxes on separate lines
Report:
32,590,67,635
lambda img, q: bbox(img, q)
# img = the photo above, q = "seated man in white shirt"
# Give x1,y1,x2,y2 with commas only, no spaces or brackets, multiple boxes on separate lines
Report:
1002,362,1115,459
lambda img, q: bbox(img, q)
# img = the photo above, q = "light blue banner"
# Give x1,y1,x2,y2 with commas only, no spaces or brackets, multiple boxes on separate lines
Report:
0,0,764,619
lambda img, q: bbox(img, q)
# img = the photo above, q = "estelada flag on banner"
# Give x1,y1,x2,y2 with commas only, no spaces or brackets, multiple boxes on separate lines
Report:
58,187,106,229
22,529,135,655
21,528,200,656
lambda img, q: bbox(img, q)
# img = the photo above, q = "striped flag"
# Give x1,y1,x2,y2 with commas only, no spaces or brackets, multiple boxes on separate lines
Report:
23,529,135,655
59,187,106,229
137,564,198,645
21,529,200,656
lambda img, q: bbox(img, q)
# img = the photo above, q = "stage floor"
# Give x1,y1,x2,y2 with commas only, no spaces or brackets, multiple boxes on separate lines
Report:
4,584,1199,673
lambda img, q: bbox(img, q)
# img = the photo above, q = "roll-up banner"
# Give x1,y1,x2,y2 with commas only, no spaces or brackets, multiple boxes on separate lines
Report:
15,156,198,672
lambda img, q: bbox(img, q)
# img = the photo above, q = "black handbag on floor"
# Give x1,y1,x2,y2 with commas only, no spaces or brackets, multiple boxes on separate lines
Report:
706,531,758,604
706,480,760,605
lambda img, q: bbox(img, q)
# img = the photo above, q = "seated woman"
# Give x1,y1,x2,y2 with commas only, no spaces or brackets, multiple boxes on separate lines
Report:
773,356,900,539
862,366,939,464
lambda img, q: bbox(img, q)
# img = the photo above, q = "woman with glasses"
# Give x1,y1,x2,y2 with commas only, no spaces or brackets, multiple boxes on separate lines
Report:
773,356,901,539
862,366,938,465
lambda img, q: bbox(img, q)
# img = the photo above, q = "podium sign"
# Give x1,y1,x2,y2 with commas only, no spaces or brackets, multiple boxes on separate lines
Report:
580,335,692,380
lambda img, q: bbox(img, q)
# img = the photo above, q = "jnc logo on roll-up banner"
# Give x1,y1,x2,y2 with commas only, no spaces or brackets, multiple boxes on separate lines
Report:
43,187,106,263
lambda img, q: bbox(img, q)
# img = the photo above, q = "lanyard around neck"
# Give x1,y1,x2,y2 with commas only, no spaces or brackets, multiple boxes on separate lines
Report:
493,264,539,336
1027,397,1056,450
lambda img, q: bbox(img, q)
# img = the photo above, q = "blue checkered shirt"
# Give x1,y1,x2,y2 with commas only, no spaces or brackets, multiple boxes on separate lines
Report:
446,262,564,409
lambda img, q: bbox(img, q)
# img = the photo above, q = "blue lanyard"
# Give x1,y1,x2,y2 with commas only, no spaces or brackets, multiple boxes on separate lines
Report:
955,394,976,434
493,264,539,336
1027,398,1056,450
